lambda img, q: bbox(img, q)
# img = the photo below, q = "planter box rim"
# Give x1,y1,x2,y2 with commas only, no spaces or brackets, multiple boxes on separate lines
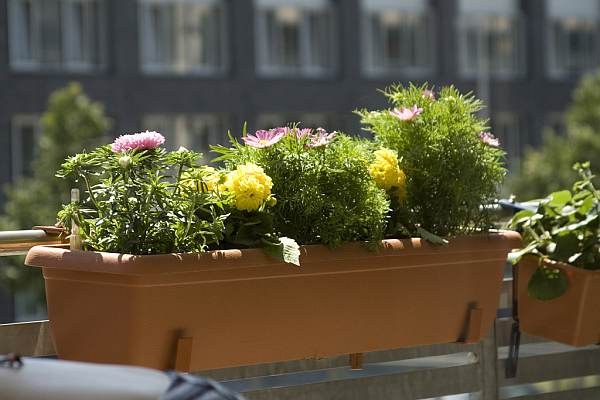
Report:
25,231,520,276
522,255,600,277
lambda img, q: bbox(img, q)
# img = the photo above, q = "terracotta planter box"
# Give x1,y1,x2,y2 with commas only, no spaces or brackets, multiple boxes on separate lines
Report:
518,256,600,346
25,231,520,371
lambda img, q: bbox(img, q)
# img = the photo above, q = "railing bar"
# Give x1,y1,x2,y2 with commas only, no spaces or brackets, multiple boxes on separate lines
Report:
0,230,49,242
0,228,65,256
500,374,600,399
497,342,600,360
220,353,476,393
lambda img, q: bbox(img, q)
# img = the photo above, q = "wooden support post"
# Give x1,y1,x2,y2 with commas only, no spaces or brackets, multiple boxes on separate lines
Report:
349,353,363,370
464,307,484,344
174,337,193,373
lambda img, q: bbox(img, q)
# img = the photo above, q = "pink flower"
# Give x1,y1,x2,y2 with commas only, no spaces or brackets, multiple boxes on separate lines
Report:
295,128,313,139
271,127,291,137
243,128,286,148
308,128,336,148
479,132,500,147
422,90,435,100
111,131,165,153
390,105,423,121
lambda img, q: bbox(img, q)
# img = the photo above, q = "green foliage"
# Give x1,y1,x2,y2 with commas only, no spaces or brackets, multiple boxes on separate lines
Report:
262,237,301,266
56,139,299,264
567,69,600,129
509,70,600,199
509,162,600,300
57,146,227,255
509,127,600,200
357,84,506,237
213,128,390,247
527,265,569,301
0,83,110,295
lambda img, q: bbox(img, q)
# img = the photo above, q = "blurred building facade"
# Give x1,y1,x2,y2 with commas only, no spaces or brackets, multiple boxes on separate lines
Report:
1,0,599,182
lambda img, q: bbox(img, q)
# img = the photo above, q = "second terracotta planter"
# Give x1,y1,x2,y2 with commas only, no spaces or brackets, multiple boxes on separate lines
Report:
25,231,520,371
518,256,600,346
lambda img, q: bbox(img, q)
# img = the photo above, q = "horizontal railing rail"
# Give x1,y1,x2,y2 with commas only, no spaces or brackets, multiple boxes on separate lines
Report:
0,226,65,256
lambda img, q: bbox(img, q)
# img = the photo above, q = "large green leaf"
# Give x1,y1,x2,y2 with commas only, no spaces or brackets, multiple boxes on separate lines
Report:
262,237,301,266
551,232,580,261
547,190,572,208
527,266,569,301
509,209,535,227
417,226,449,245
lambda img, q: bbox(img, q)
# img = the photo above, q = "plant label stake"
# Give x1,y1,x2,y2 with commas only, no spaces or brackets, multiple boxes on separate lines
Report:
70,189,81,251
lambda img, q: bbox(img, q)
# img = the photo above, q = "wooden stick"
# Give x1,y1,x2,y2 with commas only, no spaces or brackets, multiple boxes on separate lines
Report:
174,337,193,372
70,188,81,251
349,353,363,370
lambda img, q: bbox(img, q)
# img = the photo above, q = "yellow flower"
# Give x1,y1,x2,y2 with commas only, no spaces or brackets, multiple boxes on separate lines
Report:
369,149,407,199
180,166,221,193
223,163,273,211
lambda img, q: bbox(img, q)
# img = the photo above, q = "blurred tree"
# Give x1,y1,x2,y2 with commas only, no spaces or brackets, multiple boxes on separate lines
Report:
0,83,111,305
509,71,600,199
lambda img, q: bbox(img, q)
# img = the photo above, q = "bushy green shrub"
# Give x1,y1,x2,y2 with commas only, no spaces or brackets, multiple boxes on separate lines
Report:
57,141,227,255
213,126,390,247
57,130,302,264
357,84,506,237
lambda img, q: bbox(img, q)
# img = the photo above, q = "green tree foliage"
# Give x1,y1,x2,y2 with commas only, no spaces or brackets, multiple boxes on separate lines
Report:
0,83,111,295
509,71,600,199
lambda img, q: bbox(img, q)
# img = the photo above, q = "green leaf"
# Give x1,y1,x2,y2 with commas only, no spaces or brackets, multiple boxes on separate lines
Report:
527,266,569,301
568,253,582,264
417,226,449,245
551,232,580,260
509,209,535,228
507,242,538,264
577,196,595,214
262,237,301,266
553,213,598,234
559,205,577,216
547,190,572,208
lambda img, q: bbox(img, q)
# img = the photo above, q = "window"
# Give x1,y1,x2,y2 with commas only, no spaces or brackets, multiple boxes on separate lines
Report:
492,112,524,173
547,0,600,77
11,115,41,180
255,113,334,131
141,114,226,157
139,0,227,75
255,0,336,77
361,0,433,76
8,0,106,71
457,0,524,78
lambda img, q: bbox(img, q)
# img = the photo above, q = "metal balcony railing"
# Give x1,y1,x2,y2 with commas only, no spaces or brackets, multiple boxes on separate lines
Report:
0,226,65,256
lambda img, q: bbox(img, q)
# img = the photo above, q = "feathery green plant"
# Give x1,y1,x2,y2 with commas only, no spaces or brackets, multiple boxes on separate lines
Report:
357,84,506,237
213,127,390,247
